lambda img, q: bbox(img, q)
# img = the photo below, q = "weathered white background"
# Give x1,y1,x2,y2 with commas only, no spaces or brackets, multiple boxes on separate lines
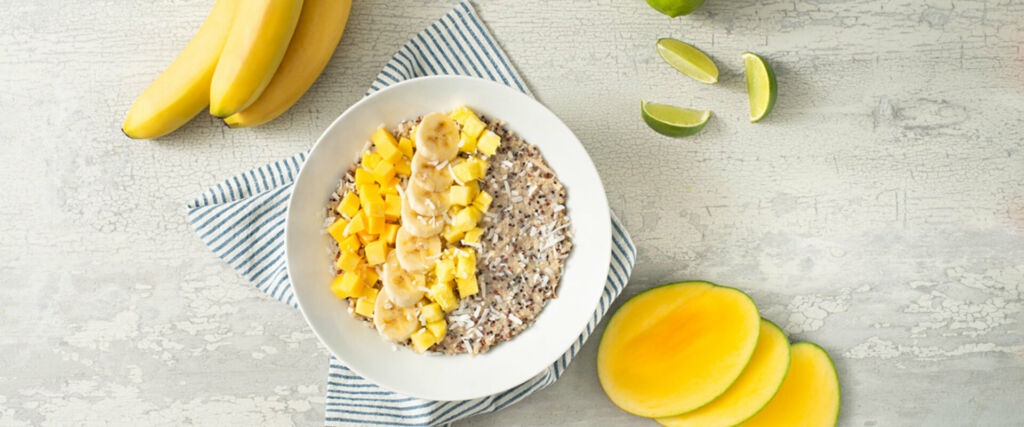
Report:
1,0,1023,425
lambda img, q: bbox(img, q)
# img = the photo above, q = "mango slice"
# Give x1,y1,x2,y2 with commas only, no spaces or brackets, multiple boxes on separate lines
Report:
739,342,840,427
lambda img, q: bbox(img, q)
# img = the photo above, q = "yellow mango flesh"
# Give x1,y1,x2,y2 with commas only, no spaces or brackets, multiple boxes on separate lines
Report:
657,320,790,427
597,281,760,418
739,342,840,427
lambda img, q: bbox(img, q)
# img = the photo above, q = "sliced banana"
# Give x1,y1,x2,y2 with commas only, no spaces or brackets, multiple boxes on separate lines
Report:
382,251,426,307
406,178,450,216
414,112,459,162
395,227,442,273
400,191,445,237
373,289,420,343
410,155,454,192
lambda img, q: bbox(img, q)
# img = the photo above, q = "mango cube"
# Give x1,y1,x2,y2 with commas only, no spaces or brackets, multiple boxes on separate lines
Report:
449,105,474,124
452,206,482,232
467,157,488,179
410,328,436,353
354,297,375,317
372,160,396,184
451,161,476,184
458,132,478,153
457,275,479,297
327,218,349,242
354,168,374,187
329,275,348,299
360,266,379,286
357,231,377,245
421,303,444,323
426,320,447,340
345,211,366,236
371,128,403,162
473,191,493,212
462,114,486,138
384,194,402,220
477,130,501,156
394,158,411,177
361,151,382,171
367,214,386,235
336,192,360,218
395,137,412,157
364,240,388,266
380,179,400,195
339,271,365,297
335,250,361,272
448,185,476,206
442,226,466,244
456,249,476,279
360,186,386,219
462,227,484,244
338,235,361,254
383,223,400,244
435,258,455,283
428,282,459,312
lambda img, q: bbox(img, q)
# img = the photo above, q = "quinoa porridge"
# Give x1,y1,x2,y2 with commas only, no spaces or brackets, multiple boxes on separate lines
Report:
322,106,572,355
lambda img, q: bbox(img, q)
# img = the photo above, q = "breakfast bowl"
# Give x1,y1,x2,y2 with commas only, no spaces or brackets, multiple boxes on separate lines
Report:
286,75,610,401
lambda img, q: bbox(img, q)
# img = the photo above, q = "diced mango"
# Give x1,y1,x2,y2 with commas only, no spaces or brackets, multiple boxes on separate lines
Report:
435,258,455,283
463,227,484,244
372,160,396,184
361,151,382,171
457,275,479,297
360,186,386,219
394,158,411,177
382,223,400,244
384,194,402,220
462,114,486,138
367,214,386,235
452,161,476,184
456,249,476,279
327,218,349,242
339,271,365,297
428,282,459,312
338,235,361,254
364,240,388,265
473,191,493,212
442,226,466,243
426,319,447,341
452,206,482,232
354,168,374,187
467,157,489,179
336,192,360,218
458,132,478,153
372,128,403,163
449,185,475,206
360,266,379,286
397,137,414,158
329,275,348,299
345,211,366,236
449,105,474,124
335,250,361,272
421,303,444,323
380,179,400,195
410,328,436,353
477,130,501,156
354,297,375,317
357,231,377,245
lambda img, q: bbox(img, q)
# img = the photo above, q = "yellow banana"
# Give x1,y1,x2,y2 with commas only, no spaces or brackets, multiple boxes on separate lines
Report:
209,0,304,117
224,0,352,128
122,0,238,139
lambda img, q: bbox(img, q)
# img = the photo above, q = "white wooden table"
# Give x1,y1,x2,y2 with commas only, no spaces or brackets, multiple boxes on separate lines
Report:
2,0,1022,425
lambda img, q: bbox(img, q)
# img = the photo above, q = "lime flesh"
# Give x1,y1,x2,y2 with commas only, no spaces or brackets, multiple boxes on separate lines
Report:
641,101,711,137
645,0,707,17
657,38,718,84
742,52,777,123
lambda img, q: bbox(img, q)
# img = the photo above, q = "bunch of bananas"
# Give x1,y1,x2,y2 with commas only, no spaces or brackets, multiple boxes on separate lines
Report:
123,0,352,139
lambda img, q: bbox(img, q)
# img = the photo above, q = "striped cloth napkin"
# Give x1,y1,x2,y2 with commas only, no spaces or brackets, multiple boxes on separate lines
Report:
186,2,636,425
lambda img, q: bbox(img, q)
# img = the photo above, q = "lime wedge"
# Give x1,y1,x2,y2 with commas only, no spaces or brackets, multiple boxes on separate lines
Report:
645,0,707,17
657,38,718,84
641,101,711,137
742,52,777,123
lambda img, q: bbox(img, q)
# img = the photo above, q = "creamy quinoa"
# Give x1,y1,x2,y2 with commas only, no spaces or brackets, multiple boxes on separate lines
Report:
324,115,573,355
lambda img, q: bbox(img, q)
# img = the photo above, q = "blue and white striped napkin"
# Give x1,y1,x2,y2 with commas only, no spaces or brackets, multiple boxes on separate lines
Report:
186,2,636,425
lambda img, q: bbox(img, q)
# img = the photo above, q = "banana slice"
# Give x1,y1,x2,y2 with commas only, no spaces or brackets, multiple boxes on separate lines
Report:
410,156,454,192
373,289,420,343
395,227,442,273
400,191,445,237
382,251,426,307
414,112,459,162
406,178,450,216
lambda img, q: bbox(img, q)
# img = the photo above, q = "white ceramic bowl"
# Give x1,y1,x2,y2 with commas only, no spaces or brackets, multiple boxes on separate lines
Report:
286,75,610,401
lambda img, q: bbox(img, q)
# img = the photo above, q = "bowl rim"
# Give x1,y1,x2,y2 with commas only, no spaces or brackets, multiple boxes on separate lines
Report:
286,75,611,400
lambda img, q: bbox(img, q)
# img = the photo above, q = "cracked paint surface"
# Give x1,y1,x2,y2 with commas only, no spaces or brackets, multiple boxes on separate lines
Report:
1,0,1023,425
